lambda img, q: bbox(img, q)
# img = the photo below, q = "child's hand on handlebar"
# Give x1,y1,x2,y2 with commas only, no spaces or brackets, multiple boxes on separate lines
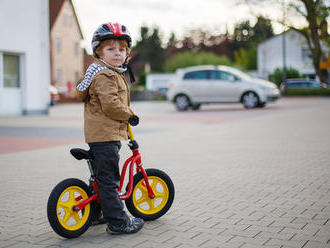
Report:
128,115,139,126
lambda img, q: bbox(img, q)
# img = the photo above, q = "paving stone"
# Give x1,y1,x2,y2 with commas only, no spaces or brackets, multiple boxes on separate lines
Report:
302,240,329,248
0,240,20,248
1,99,330,247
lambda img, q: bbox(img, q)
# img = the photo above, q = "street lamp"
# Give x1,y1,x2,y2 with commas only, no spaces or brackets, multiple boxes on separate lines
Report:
282,0,287,85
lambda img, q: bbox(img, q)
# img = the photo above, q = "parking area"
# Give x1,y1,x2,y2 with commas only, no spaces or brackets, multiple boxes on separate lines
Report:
1,97,330,248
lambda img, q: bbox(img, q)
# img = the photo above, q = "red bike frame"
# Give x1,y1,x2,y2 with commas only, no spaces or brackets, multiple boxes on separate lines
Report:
72,125,155,212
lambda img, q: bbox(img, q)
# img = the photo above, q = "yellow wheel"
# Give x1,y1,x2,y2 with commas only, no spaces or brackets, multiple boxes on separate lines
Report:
47,178,94,238
125,169,175,220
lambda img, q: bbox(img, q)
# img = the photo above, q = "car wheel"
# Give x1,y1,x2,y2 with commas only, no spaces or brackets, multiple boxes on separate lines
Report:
257,102,266,108
242,92,259,109
175,95,190,111
191,104,201,110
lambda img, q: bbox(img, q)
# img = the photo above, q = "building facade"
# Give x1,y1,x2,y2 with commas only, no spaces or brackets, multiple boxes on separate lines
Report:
257,30,315,80
50,0,83,95
0,0,50,115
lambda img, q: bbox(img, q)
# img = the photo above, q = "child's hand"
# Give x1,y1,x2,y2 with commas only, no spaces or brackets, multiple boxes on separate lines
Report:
128,115,139,126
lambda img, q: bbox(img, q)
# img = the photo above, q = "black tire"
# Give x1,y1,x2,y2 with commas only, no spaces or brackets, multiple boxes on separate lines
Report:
47,178,94,239
174,94,190,111
257,102,266,108
125,169,175,221
242,92,259,109
191,104,201,110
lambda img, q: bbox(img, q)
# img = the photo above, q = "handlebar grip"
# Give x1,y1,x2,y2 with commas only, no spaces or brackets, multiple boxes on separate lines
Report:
128,124,135,141
128,115,139,126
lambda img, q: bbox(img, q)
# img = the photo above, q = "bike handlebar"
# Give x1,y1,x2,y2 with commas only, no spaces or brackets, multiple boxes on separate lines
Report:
128,124,135,142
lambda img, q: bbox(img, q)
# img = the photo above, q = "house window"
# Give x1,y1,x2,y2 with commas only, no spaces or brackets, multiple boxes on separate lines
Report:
56,69,62,83
3,54,20,88
302,48,312,61
74,42,80,57
63,14,72,27
68,15,72,26
56,38,61,53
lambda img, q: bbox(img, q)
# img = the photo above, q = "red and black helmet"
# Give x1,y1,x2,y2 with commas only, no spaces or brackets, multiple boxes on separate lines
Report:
92,22,132,55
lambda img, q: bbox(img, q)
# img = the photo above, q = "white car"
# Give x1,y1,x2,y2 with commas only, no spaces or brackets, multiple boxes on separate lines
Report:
167,65,280,111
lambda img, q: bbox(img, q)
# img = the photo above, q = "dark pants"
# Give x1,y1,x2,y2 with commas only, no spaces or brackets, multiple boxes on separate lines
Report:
88,141,128,226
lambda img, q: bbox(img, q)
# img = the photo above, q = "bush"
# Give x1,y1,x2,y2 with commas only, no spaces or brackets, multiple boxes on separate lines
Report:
137,70,147,88
268,67,301,86
285,88,330,96
130,90,166,101
165,51,232,72
234,47,257,70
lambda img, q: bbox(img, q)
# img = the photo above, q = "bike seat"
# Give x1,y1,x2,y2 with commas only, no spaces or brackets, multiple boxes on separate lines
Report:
70,148,93,160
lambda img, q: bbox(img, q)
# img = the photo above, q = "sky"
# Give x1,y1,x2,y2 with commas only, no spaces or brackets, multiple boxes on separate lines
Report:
72,0,288,54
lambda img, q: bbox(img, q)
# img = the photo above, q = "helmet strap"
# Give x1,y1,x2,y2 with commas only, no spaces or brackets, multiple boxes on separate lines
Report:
126,65,136,85
122,56,135,84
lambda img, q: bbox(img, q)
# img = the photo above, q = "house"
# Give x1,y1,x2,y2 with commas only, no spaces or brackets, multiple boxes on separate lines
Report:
0,0,50,115
257,30,315,80
83,49,94,73
49,0,84,97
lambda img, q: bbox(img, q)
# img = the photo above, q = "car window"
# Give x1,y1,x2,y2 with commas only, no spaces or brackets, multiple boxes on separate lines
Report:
209,70,220,80
311,82,321,87
288,83,304,88
218,71,237,80
183,70,209,80
183,70,238,81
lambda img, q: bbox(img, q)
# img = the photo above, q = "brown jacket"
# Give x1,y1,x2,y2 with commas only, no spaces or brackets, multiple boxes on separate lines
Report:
75,61,134,143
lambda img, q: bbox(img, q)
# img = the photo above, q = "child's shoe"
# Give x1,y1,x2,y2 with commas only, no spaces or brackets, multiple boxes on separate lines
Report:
106,217,144,234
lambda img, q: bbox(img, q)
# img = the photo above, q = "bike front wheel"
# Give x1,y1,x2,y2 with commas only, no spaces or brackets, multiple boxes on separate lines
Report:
125,168,175,220
47,178,94,238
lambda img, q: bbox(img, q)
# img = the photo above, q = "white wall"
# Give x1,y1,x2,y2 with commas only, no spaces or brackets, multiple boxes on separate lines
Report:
146,73,176,91
0,0,50,115
257,30,314,79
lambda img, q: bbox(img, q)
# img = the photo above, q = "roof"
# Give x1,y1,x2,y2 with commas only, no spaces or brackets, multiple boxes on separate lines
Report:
49,0,83,38
258,29,299,47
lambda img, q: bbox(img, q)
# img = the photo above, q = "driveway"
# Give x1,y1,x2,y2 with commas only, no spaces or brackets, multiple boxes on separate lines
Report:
1,98,330,248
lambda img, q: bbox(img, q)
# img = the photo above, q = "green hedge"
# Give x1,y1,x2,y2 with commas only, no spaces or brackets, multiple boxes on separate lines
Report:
268,67,301,86
284,88,330,96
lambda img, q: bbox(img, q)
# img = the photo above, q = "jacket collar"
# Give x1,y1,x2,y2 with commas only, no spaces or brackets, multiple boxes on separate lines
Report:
94,59,127,74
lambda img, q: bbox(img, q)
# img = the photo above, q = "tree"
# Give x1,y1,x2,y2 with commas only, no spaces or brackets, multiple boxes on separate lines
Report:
231,16,274,70
288,0,329,83
243,0,329,83
251,16,275,43
232,20,254,51
234,47,257,70
165,51,232,72
133,26,167,72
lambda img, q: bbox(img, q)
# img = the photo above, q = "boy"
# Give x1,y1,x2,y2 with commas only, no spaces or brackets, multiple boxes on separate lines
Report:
75,22,143,234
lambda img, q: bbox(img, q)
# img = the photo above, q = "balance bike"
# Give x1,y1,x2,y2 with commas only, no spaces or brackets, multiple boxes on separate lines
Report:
47,124,175,238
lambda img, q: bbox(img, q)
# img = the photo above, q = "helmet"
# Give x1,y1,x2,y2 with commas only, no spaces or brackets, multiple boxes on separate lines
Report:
92,22,132,55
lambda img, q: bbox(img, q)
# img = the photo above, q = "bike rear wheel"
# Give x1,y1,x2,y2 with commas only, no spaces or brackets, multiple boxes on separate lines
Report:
47,178,94,238
125,168,175,220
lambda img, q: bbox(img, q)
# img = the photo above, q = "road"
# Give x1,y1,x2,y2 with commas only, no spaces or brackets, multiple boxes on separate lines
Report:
0,98,330,248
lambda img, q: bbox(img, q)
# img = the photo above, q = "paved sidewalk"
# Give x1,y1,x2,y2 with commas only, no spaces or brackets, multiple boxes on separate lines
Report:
0,98,330,248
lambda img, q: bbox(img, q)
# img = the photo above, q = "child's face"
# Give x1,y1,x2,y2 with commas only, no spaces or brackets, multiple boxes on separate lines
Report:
100,41,127,67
